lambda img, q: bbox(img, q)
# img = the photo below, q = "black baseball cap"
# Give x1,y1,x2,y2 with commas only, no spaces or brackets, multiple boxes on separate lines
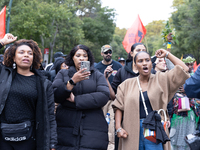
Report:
118,57,125,62
54,52,67,58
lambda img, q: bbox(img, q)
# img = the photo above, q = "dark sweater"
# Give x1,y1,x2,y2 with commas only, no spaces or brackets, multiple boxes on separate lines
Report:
111,60,139,93
1,73,37,123
95,60,122,84
140,91,153,119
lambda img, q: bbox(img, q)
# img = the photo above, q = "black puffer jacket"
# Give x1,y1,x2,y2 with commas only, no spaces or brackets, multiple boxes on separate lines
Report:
0,65,57,150
53,66,109,150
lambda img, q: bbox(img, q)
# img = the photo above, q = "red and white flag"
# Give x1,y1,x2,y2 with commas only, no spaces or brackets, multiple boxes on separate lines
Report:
122,15,146,53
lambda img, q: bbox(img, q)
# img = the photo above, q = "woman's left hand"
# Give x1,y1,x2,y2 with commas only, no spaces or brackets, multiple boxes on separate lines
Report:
66,93,75,103
155,49,168,58
51,149,56,150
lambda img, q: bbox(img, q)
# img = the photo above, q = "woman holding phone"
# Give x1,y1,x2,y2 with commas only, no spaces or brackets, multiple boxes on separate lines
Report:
52,44,110,150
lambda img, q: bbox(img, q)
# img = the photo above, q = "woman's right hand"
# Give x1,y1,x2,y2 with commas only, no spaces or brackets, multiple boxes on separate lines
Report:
1,33,17,45
155,49,168,58
71,68,91,83
116,127,128,138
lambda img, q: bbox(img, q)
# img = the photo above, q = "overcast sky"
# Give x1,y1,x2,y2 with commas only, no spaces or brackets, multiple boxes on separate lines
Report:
101,0,174,29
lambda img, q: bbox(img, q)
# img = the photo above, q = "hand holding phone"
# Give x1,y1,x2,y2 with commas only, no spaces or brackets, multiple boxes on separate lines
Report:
81,61,90,79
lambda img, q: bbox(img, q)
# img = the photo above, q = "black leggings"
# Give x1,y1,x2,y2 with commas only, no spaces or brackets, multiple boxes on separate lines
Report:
0,132,36,150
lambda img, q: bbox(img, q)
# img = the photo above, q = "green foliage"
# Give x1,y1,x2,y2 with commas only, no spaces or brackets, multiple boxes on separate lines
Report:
111,27,128,61
0,0,116,63
161,21,179,46
144,20,165,55
171,0,200,62
81,6,116,62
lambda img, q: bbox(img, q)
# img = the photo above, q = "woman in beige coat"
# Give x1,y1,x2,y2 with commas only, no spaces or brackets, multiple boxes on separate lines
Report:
112,49,190,150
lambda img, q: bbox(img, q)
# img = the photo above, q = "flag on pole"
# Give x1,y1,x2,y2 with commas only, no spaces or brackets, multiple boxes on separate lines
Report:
122,15,146,53
0,6,6,39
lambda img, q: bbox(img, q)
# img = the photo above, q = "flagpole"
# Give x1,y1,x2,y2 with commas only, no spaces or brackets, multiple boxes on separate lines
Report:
6,0,13,33
144,36,148,52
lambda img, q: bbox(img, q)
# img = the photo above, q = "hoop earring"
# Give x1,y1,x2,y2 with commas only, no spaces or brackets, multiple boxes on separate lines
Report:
13,62,16,69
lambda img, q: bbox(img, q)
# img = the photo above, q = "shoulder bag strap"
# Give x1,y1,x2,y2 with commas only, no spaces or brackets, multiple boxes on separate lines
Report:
137,77,148,116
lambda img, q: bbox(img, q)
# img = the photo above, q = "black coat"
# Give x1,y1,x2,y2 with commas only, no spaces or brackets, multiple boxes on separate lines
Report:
53,66,110,150
0,65,57,150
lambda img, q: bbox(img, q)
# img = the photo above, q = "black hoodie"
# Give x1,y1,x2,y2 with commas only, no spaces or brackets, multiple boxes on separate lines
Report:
111,60,139,93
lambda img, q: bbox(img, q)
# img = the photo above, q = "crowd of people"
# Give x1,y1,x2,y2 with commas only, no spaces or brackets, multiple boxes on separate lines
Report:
0,33,200,150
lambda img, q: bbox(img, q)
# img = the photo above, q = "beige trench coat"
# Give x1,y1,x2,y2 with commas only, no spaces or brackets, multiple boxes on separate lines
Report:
112,66,190,150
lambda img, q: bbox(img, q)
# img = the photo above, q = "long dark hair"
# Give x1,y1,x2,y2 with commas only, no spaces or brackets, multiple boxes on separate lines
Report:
131,43,146,52
127,43,146,61
65,44,95,66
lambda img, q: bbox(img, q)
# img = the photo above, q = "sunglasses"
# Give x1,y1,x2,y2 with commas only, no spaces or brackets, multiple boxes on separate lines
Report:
104,50,112,55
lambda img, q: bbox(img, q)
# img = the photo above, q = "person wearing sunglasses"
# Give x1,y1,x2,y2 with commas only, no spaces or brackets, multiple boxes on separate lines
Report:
95,45,122,84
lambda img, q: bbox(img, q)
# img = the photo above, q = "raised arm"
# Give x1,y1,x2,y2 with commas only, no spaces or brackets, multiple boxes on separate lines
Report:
0,33,17,47
155,49,189,72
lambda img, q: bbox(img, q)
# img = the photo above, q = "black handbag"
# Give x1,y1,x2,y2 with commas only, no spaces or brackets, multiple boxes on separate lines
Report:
1,121,33,142
185,131,200,150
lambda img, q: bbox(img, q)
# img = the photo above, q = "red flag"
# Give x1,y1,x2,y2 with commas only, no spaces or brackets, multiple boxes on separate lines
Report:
193,61,200,73
193,61,197,69
122,15,146,53
0,6,6,39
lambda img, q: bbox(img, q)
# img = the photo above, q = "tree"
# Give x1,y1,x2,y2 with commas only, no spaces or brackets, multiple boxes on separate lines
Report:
110,27,128,61
171,0,200,62
0,0,116,63
9,0,83,62
81,6,116,62
144,20,165,55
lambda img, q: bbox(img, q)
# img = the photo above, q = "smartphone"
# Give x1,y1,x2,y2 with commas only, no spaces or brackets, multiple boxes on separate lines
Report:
81,61,90,79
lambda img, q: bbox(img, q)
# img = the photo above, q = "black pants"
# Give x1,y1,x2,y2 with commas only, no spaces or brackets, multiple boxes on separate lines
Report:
0,132,36,150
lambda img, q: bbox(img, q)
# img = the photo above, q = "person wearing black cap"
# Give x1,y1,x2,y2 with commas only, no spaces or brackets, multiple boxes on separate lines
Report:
45,51,67,82
118,57,125,67
45,52,67,71
51,57,68,81
95,45,122,84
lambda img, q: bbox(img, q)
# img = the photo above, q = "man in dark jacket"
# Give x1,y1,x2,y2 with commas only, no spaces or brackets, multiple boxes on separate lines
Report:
95,45,122,84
